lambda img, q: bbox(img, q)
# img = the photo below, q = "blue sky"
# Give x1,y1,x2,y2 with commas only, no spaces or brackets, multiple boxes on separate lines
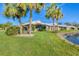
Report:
0,3,79,25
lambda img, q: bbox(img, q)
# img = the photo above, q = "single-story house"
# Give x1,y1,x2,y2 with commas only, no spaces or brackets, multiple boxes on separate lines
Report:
22,20,46,32
46,24,77,31
21,20,78,32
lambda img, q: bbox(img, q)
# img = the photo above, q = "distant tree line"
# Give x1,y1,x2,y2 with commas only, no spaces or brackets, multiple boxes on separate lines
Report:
64,22,79,27
0,22,12,30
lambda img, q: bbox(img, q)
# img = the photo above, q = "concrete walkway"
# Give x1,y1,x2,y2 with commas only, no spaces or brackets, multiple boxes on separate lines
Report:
16,34,34,37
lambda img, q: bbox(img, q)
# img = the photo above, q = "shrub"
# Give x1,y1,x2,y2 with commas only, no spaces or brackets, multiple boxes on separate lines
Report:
5,26,20,36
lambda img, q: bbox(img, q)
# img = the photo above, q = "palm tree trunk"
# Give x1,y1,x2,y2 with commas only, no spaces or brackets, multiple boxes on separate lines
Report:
52,19,54,32
29,9,32,34
18,19,22,34
56,19,58,31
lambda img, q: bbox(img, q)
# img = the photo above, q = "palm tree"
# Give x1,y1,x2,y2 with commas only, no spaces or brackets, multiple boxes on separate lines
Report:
45,4,63,32
4,3,44,34
4,3,27,34
16,3,27,34
54,7,63,31
26,3,44,34
45,4,56,32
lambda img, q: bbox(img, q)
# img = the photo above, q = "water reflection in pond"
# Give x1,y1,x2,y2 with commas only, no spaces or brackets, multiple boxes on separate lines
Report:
65,33,79,45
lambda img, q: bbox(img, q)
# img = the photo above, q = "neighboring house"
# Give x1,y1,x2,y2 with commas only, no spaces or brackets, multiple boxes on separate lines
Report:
58,25,77,30
46,24,77,31
22,20,78,32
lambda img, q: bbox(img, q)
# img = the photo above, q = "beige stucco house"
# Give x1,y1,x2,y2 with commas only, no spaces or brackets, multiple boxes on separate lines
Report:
22,20,78,32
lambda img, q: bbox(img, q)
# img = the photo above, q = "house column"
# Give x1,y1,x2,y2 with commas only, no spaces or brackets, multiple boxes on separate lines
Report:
66,27,70,30
75,27,77,30
58,26,61,31
49,26,51,31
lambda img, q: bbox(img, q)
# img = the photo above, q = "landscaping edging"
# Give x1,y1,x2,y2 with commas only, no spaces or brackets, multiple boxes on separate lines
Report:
57,32,79,47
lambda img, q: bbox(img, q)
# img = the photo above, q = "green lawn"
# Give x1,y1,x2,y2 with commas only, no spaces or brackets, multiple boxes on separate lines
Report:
0,30,79,56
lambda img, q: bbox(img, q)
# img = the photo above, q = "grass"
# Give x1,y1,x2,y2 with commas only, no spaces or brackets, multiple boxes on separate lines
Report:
0,30,79,56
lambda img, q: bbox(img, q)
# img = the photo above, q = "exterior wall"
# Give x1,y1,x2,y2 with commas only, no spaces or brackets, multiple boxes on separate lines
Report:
58,26,77,31
58,27,61,31
66,27,70,30
74,27,77,30
66,27,77,30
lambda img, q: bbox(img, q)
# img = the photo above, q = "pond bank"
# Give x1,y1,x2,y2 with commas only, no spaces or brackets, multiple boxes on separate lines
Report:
57,31,79,47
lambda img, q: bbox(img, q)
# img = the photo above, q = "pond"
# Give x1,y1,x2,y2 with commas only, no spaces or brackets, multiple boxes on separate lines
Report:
64,33,79,45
